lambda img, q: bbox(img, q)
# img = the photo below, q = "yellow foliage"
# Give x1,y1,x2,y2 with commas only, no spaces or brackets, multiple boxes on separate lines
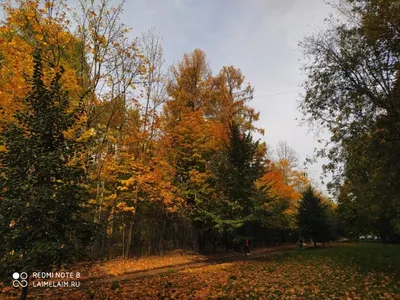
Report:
0,0,85,135
76,128,95,142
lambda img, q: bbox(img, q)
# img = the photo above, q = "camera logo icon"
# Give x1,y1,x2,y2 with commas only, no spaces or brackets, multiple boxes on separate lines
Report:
12,272,28,288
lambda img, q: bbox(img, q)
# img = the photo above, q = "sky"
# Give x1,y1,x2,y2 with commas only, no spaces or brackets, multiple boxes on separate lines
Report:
117,0,335,193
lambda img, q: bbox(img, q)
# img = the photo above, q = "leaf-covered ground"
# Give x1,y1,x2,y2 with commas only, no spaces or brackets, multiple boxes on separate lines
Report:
4,243,400,299
71,250,209,279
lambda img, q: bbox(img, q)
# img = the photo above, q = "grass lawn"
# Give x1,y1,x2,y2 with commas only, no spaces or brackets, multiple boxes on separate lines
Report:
81,243,400,299
6,243,400,299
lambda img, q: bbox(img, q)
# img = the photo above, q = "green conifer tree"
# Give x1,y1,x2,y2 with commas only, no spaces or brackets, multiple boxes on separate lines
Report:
297,186,330,248
0,53,92,299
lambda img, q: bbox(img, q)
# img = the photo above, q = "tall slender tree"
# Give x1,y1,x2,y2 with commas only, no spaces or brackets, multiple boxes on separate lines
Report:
297,186,330,248
212,123,266,249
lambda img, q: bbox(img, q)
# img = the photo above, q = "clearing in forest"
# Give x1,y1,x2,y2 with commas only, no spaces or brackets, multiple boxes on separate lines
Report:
18,243,400,300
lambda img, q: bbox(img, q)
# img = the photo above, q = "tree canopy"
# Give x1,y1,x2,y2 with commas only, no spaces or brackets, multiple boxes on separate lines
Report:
300,0,400,242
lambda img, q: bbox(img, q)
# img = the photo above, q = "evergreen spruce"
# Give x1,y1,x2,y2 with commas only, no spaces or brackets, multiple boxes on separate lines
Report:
297,186,330,248
213,123,266,248
0,53,92,299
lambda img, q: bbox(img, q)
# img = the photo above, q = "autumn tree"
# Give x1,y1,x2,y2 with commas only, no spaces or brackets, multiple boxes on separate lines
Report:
300,0,400,241
273,141,309,193
161,49,220,250
252,141,310,243
210,66,261,133
257,161,300,238
275,141,298,182
117,29,180,257
70,0,157,258
337,128,399,241
0,0,85,133
0,54,93,299
139,28,168,153
161,47,271,251
337,181,374,239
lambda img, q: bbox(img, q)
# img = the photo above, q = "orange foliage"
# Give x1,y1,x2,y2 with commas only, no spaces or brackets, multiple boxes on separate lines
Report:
0,0,83,129
257,161,302,229
260,162,301,202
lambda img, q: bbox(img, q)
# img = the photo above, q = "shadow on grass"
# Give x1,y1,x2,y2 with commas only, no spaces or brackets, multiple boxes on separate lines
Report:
270,242,400,279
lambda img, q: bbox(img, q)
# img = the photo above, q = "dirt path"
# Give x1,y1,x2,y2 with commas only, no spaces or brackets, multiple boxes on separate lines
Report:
28,244,305,299
86,243,300,285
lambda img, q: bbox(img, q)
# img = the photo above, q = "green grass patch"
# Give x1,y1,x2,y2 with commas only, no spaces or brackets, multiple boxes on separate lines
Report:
36,243,400,299
290,242,400,278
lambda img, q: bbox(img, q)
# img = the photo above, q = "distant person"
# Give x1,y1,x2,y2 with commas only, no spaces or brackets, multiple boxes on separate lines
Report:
245,239,250,255
299,238,304,251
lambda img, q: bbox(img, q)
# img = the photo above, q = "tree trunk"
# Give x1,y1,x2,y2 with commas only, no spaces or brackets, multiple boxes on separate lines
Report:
122,216,125,258
135,217,142,259
125,185,139,259
95,181,100,222
107,205,115,260
125,221,134,259
202,230,205,251
198,230,202,252
183,222,187,250
224,233,229,252
192,228,196,251
313,240,317,248
99,180,105,222
160,217,166,255
213,228,216,253
101,225,107,262
20,284,28,300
